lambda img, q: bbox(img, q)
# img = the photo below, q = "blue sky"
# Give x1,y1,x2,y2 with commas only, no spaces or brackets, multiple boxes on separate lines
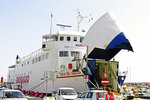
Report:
0,0,150,82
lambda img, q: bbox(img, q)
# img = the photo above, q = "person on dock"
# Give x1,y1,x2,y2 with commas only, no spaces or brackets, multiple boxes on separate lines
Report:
105,87,116,100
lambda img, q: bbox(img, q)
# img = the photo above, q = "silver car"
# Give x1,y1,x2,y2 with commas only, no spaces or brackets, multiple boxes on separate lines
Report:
55,87,78,100
77,90,107,100
0,89,28,100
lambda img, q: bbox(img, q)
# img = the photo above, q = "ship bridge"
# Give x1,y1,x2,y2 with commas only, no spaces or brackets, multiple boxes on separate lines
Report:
42,31,86,50
42,31,86,40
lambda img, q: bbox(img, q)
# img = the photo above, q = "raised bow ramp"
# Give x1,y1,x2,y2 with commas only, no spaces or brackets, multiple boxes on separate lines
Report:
82,12,133,61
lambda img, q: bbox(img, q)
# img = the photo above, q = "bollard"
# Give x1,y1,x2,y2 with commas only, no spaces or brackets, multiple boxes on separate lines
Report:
27,91,30,95
40,93,44,98
35,92,39,97
22,90,26,94
30,91,35,96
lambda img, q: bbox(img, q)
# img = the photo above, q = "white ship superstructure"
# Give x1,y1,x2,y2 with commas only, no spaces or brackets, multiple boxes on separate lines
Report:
7,30,88,93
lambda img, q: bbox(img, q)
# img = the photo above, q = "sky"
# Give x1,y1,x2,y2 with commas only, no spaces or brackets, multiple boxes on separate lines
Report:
0,0,150,83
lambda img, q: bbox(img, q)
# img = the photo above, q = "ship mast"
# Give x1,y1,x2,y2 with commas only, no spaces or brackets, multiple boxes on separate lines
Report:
77,9,88,32
50,13,53,34
77,9,93,32
77,9,82,32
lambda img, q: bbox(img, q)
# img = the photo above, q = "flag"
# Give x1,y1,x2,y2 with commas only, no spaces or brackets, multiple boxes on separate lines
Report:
118,76,126,86
16,55,21,63
16,55,20,60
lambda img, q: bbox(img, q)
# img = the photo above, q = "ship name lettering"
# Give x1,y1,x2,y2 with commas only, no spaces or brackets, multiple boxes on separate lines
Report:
71,71,81,75
16,75,29,83
59,73,66,76
76,44,86,47
66,72,71,75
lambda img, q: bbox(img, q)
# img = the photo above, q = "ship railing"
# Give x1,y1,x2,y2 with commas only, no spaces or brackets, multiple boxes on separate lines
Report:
20,48,43,61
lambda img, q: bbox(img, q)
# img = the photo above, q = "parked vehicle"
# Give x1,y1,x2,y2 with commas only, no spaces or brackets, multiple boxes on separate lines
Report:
55,87,78,100
0,89,28,100
77,89,107,100
123,91,135,100
0,87,9,93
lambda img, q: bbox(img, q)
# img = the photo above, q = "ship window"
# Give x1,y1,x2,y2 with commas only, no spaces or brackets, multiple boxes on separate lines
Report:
42,44,46,48
60,36,64,41
80,37,84,42
67,36,71,41
73,37,77,41
59,51,68,57
71,51,80,57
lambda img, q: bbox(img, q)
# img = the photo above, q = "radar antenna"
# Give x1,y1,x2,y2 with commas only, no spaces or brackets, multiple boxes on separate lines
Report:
56,24,72,30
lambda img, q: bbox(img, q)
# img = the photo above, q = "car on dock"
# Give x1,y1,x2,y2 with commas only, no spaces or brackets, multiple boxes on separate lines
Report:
0,89,28,100
55,87,78,100
76,89,107,100
0,87,9,93
123,91,135,100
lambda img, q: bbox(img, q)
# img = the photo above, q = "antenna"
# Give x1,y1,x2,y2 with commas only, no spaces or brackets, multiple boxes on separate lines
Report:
50,13,53,34
56,24,72,30
77,9,86,32
77,9,93,32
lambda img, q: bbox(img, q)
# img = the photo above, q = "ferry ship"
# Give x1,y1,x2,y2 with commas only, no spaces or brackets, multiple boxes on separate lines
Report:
7,12,133,94
7,30,88,93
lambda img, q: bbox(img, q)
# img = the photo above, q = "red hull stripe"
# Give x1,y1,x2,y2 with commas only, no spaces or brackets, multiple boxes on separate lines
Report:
57,75,83,78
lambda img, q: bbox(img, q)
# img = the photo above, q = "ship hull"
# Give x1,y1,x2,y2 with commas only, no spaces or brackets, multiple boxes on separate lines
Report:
12,69,88,93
